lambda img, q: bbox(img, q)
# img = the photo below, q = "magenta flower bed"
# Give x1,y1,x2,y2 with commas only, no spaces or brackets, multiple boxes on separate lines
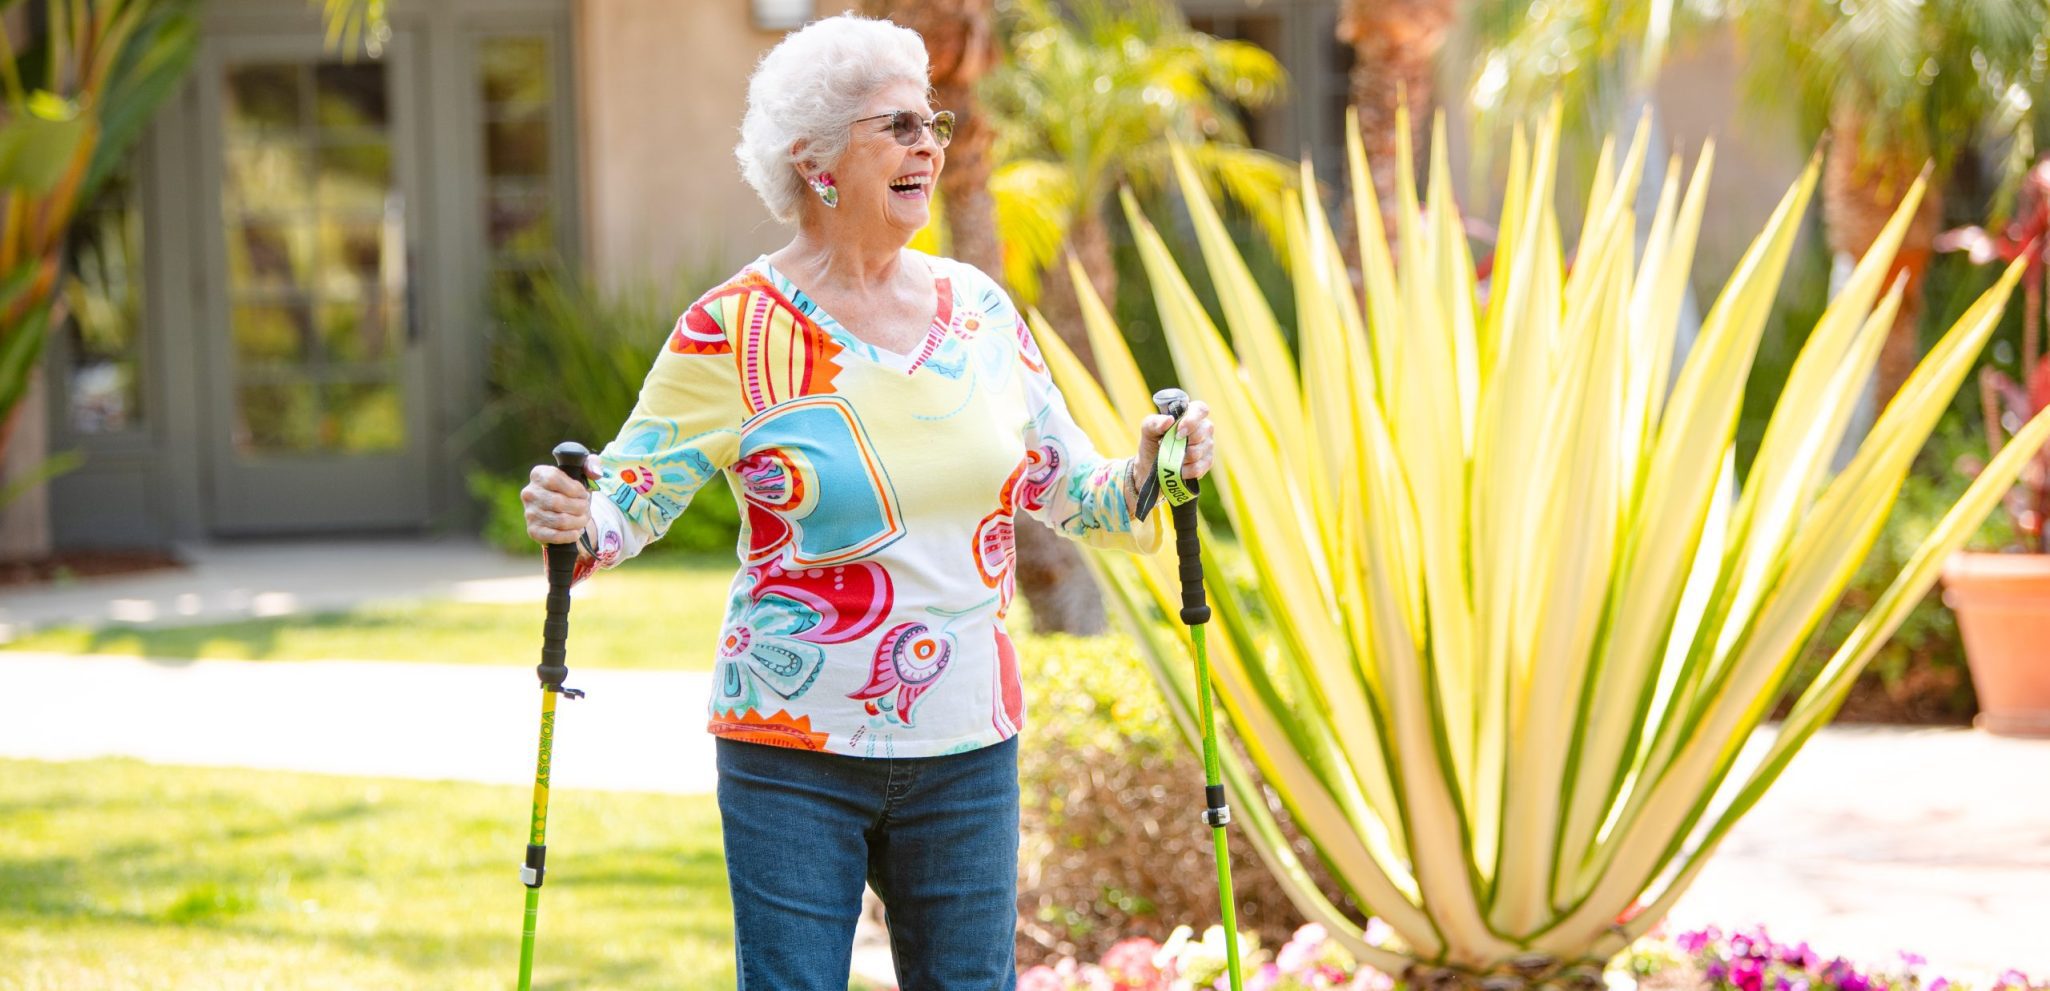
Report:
1678,927,2046,991
998,924,2049,991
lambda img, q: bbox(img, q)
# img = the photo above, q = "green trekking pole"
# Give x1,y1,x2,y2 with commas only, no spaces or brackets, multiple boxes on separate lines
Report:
516,441,591,991
1145,388,1244,991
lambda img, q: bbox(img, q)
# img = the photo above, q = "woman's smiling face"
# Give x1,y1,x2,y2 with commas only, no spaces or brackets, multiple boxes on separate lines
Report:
819,79,945,238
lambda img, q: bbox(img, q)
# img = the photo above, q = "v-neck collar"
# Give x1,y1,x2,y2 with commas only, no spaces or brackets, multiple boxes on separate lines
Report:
753,253,955,376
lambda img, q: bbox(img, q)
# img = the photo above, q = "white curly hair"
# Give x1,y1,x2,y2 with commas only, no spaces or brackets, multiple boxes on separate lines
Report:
735,14,932,225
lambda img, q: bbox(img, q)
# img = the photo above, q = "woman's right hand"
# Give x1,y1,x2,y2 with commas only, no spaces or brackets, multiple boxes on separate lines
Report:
521,460,594,546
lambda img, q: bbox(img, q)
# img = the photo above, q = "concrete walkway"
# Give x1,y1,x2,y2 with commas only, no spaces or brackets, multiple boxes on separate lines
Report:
0,538,539,641
0,651,716,793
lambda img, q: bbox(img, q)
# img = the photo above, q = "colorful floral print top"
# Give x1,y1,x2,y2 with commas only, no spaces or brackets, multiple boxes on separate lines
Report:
577,252,1161,758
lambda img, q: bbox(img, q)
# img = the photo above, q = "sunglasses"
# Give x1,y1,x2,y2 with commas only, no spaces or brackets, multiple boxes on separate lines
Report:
851,109,956,149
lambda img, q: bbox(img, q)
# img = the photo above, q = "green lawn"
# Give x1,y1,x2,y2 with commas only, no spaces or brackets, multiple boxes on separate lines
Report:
2,556,738,670
0,758,737,991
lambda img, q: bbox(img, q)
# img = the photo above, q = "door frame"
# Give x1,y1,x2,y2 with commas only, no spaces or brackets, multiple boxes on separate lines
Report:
190,25,436,535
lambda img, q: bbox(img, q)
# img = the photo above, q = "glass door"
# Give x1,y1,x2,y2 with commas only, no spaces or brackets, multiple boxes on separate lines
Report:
199,30,430,533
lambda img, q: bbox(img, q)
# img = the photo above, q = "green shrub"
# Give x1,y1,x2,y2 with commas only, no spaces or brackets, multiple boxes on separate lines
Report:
1748,247,2026,724
467,265,741,555
1788,411,2012,723
1013,632,1355,967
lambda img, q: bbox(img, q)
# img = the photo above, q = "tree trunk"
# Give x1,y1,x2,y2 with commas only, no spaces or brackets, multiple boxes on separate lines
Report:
1822,103,1942,409
857,0,1002,279
1336,0,1455,216
1028,206,1114,376
1011,206,1117,635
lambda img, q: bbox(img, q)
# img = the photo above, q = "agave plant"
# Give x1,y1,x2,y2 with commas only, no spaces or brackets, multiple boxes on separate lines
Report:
1037,109,2050,986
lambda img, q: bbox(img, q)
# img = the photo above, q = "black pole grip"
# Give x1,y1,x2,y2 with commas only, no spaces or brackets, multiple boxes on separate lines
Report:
539,441,590,690
1172,497,1209,625
1151,389,1210,627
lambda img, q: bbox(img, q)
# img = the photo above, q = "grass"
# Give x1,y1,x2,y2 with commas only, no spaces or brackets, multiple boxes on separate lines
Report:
0,757,737,991
2,555,738,670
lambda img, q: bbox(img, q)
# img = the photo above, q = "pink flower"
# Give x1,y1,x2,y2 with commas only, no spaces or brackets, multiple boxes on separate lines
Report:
1362,918,1393,947
1020,966,1070,991
1277,930,1324,973
1101,937,1169,989
1247,963,1282,991
1678,927,1721,956
1732,957,1766,991
1349,968,1395,991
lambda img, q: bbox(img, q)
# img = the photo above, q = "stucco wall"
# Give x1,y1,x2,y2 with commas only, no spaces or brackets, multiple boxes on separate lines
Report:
578,1,855,289
1652,28,1816,290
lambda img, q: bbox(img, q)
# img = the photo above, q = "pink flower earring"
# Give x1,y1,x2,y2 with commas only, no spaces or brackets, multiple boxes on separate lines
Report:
809,172,839,208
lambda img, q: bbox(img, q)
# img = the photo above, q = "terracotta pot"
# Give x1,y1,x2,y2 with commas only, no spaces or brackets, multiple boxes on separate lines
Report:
1940,551,2050,737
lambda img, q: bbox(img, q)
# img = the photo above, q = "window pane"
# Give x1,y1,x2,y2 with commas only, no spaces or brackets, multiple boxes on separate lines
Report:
481,37,550,117
317,296,395,365
233,302,313,365
320,220,389,295
486,193,553,260
62,178,146,434
316,140,393,212
477,35,560,300
221,53,410,459
225,141,313,214
225,219,316,294
324,381,405,452
485,119,549,178
236,382,321,453
314,61,389,130
227,64,303,133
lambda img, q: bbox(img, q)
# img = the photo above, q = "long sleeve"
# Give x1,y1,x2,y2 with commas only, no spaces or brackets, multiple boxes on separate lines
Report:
578,302,746,572
1012,317,1163,555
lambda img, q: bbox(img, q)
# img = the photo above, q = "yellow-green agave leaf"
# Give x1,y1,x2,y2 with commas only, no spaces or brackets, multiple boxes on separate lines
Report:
1045,109,2028,977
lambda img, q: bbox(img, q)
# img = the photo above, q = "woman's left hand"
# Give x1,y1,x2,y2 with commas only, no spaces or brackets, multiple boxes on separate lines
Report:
1137,399,1214,481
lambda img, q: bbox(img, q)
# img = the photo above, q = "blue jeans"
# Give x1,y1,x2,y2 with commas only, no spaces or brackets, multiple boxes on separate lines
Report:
715,736,1021,991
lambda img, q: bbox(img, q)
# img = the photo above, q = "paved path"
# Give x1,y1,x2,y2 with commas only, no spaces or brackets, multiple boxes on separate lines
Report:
1,651,2045,981
0,652,717,794
1668,726,2050,977
0,539,538,641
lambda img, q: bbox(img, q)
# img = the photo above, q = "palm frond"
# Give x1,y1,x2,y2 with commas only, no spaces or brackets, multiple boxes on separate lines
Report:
1174,142,1299,268
990,159,1077,304
984,0,1290,295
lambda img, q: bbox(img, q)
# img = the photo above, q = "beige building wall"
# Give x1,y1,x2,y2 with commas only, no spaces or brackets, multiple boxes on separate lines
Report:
577,0,855,290
1652,28,1816,286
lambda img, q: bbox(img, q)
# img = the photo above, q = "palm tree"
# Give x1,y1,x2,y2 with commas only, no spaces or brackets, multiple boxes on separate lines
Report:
983,0,1293,373
1336,0,1458,216
1741,0,2049,406
1467,0,2050,408
857,0,1003,280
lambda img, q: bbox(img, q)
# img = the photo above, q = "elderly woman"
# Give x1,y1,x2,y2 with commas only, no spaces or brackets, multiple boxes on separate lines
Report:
521,13,1213,990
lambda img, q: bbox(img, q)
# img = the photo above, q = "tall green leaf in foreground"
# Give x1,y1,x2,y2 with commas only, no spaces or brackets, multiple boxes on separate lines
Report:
1042,109,2050,985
